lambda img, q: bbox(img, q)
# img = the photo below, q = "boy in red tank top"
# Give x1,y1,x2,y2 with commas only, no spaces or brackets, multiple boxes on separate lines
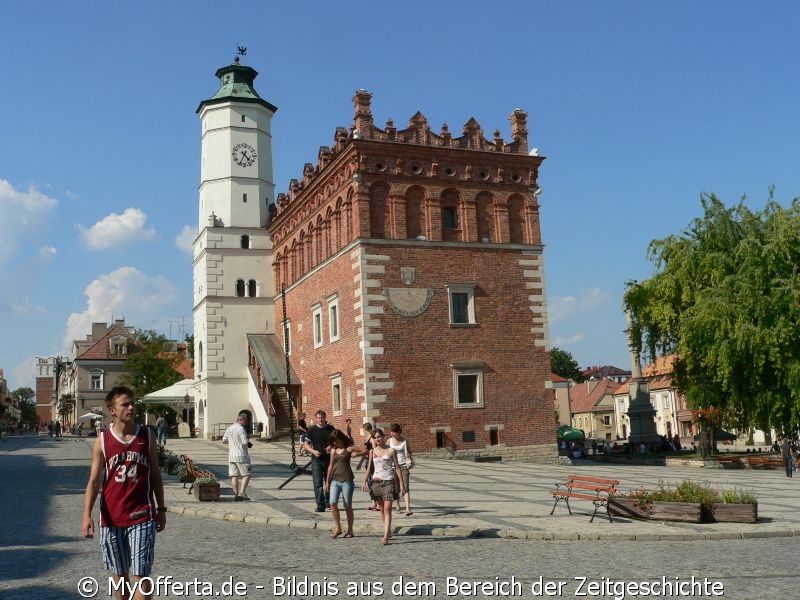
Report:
82,386,166,599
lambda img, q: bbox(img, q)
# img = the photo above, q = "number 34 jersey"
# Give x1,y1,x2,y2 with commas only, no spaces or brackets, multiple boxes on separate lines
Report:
100,426,155,527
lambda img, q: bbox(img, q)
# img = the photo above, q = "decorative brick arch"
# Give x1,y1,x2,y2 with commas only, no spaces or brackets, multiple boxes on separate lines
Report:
475,191,494,243
404,185,425,239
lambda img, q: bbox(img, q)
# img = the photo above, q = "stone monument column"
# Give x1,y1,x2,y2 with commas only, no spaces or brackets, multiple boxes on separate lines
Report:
625,313,659,451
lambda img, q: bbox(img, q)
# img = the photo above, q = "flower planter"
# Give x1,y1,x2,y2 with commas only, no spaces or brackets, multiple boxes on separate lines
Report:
193,482,220,502
608,498,652,520
710,502,758,523
649,501,702,522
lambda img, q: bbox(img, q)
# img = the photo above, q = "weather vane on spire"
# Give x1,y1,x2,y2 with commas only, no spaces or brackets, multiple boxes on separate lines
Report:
234,45,247,64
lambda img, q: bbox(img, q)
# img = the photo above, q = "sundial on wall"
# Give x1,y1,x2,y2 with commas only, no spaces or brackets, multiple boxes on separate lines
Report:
383,287,433,317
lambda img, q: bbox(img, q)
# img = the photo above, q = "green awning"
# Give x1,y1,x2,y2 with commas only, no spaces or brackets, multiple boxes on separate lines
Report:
557,425,585,441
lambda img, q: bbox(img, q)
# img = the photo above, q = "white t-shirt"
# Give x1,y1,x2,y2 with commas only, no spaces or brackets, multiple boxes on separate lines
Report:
222,422,250,464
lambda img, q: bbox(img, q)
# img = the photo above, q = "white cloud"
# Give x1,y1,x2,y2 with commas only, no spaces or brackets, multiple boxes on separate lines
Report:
0,179,58,261
548,287,611,323
554,333,585,346
78,207,157,250
175,225,195,255
12,356,37,392
63,266,180,352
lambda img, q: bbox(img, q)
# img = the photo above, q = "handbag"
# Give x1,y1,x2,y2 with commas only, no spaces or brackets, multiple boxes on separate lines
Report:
407,456,415,470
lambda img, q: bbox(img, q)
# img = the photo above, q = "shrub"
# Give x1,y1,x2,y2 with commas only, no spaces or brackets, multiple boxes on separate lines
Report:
194,474,218,485
718,487,757,504
622,480,757,508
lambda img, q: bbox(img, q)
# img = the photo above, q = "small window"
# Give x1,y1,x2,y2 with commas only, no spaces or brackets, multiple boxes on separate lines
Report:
241,114,246,123
235,279,245,297
436,431,446,448
454,370,483,407
462,430,476,443
331,375,342,415
89,369,104,391
243,193,248,203
328,297,339,342
442,206,457,229
248,279,257,297
241,235,250,249
447,284,476,324
312,305,323,348
603,415,611,426
489,428,500,446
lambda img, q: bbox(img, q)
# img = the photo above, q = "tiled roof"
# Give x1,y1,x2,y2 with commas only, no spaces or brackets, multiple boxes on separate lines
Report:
75,323,129,360
569,379,618,414
613,354,678,394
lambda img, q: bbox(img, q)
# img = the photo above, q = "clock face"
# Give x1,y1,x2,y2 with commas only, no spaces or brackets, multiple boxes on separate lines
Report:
232,143,257,167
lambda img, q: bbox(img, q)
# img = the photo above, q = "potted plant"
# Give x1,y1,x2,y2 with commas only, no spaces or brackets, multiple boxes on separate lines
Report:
192,474,220,501
709,488,758,523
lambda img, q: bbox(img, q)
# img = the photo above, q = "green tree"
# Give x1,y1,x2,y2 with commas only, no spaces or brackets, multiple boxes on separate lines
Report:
121,330,183,406
624,191,800,433
12,387,37,424
550,347,583,382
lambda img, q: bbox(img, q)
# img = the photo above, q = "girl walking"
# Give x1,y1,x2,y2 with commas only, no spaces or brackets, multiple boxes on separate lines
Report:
362,428,406,545
389,423,413,515
323,429,365,538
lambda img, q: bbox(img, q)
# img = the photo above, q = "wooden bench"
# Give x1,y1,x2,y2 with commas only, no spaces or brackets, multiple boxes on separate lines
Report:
747,454,784,469
181,455,214,493
551,474,619,522
716,455,744,468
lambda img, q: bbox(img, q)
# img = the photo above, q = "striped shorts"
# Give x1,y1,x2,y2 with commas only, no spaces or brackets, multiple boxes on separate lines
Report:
100,520,156,576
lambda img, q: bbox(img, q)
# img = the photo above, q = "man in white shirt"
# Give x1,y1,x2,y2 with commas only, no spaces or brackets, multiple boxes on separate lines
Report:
222,413,252,501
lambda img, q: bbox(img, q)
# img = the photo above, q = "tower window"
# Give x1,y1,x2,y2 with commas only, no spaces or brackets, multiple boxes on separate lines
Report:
248,279,257,297
243,193,248,203
241,235,250,249
236,279,245,297
447,284,476,325
241,115,246,123
442,206,458,229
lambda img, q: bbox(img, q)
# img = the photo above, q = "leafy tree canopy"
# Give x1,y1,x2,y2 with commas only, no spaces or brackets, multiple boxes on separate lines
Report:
550,347,584,382
120,330,183,400
12,387,37,423
624,191,800,432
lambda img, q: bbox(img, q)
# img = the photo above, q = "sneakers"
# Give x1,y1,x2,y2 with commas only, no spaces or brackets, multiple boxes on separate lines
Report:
315,506,325,512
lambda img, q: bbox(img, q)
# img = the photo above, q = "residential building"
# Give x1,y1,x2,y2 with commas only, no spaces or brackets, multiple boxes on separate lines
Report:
549,373,572,427
569,379,618,440
581,364,631,384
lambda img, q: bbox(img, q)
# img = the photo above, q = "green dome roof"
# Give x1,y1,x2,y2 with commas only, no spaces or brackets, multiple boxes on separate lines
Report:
197,60,277,114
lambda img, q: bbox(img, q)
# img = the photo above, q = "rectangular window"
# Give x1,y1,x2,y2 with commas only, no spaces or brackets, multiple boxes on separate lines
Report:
489,428,499,446
442,206,458,229
603,415,611,426
447,284,476,324
454,370,483,407
90,372,103,390
436,431,446,448
328,297,339,342
243,193,248,203
331,375,342,415
312,306,323,348
112,342,126,354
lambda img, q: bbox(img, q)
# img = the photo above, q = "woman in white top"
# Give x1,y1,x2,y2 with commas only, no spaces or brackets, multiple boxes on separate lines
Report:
388,423,413,515
361,429,405,545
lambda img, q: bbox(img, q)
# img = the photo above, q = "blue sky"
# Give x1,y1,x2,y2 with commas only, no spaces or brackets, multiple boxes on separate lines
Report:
2,2,799,391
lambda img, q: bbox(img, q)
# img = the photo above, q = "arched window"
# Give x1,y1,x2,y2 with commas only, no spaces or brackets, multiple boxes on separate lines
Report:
236,279,245,297
198,341,203,373
248,279,257,297
240,235,250,249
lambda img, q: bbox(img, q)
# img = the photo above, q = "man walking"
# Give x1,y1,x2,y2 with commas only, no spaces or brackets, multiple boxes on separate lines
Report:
222,413,252,501
155,414,167,447
303,410,334,512
781,436,795,478
82,386,166,600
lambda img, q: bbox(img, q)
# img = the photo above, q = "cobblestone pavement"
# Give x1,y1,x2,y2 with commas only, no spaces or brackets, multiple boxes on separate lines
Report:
2,434,799,599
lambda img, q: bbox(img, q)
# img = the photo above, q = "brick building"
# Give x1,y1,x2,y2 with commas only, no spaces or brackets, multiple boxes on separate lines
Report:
269,90,557,459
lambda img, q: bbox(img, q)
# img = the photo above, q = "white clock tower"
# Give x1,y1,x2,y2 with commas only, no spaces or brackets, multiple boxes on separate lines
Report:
192,56,277,437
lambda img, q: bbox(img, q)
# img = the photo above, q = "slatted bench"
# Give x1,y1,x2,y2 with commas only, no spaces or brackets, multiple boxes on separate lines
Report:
551,474,619,522
181,454,214,493
716,455,744,468
747,454,783,469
